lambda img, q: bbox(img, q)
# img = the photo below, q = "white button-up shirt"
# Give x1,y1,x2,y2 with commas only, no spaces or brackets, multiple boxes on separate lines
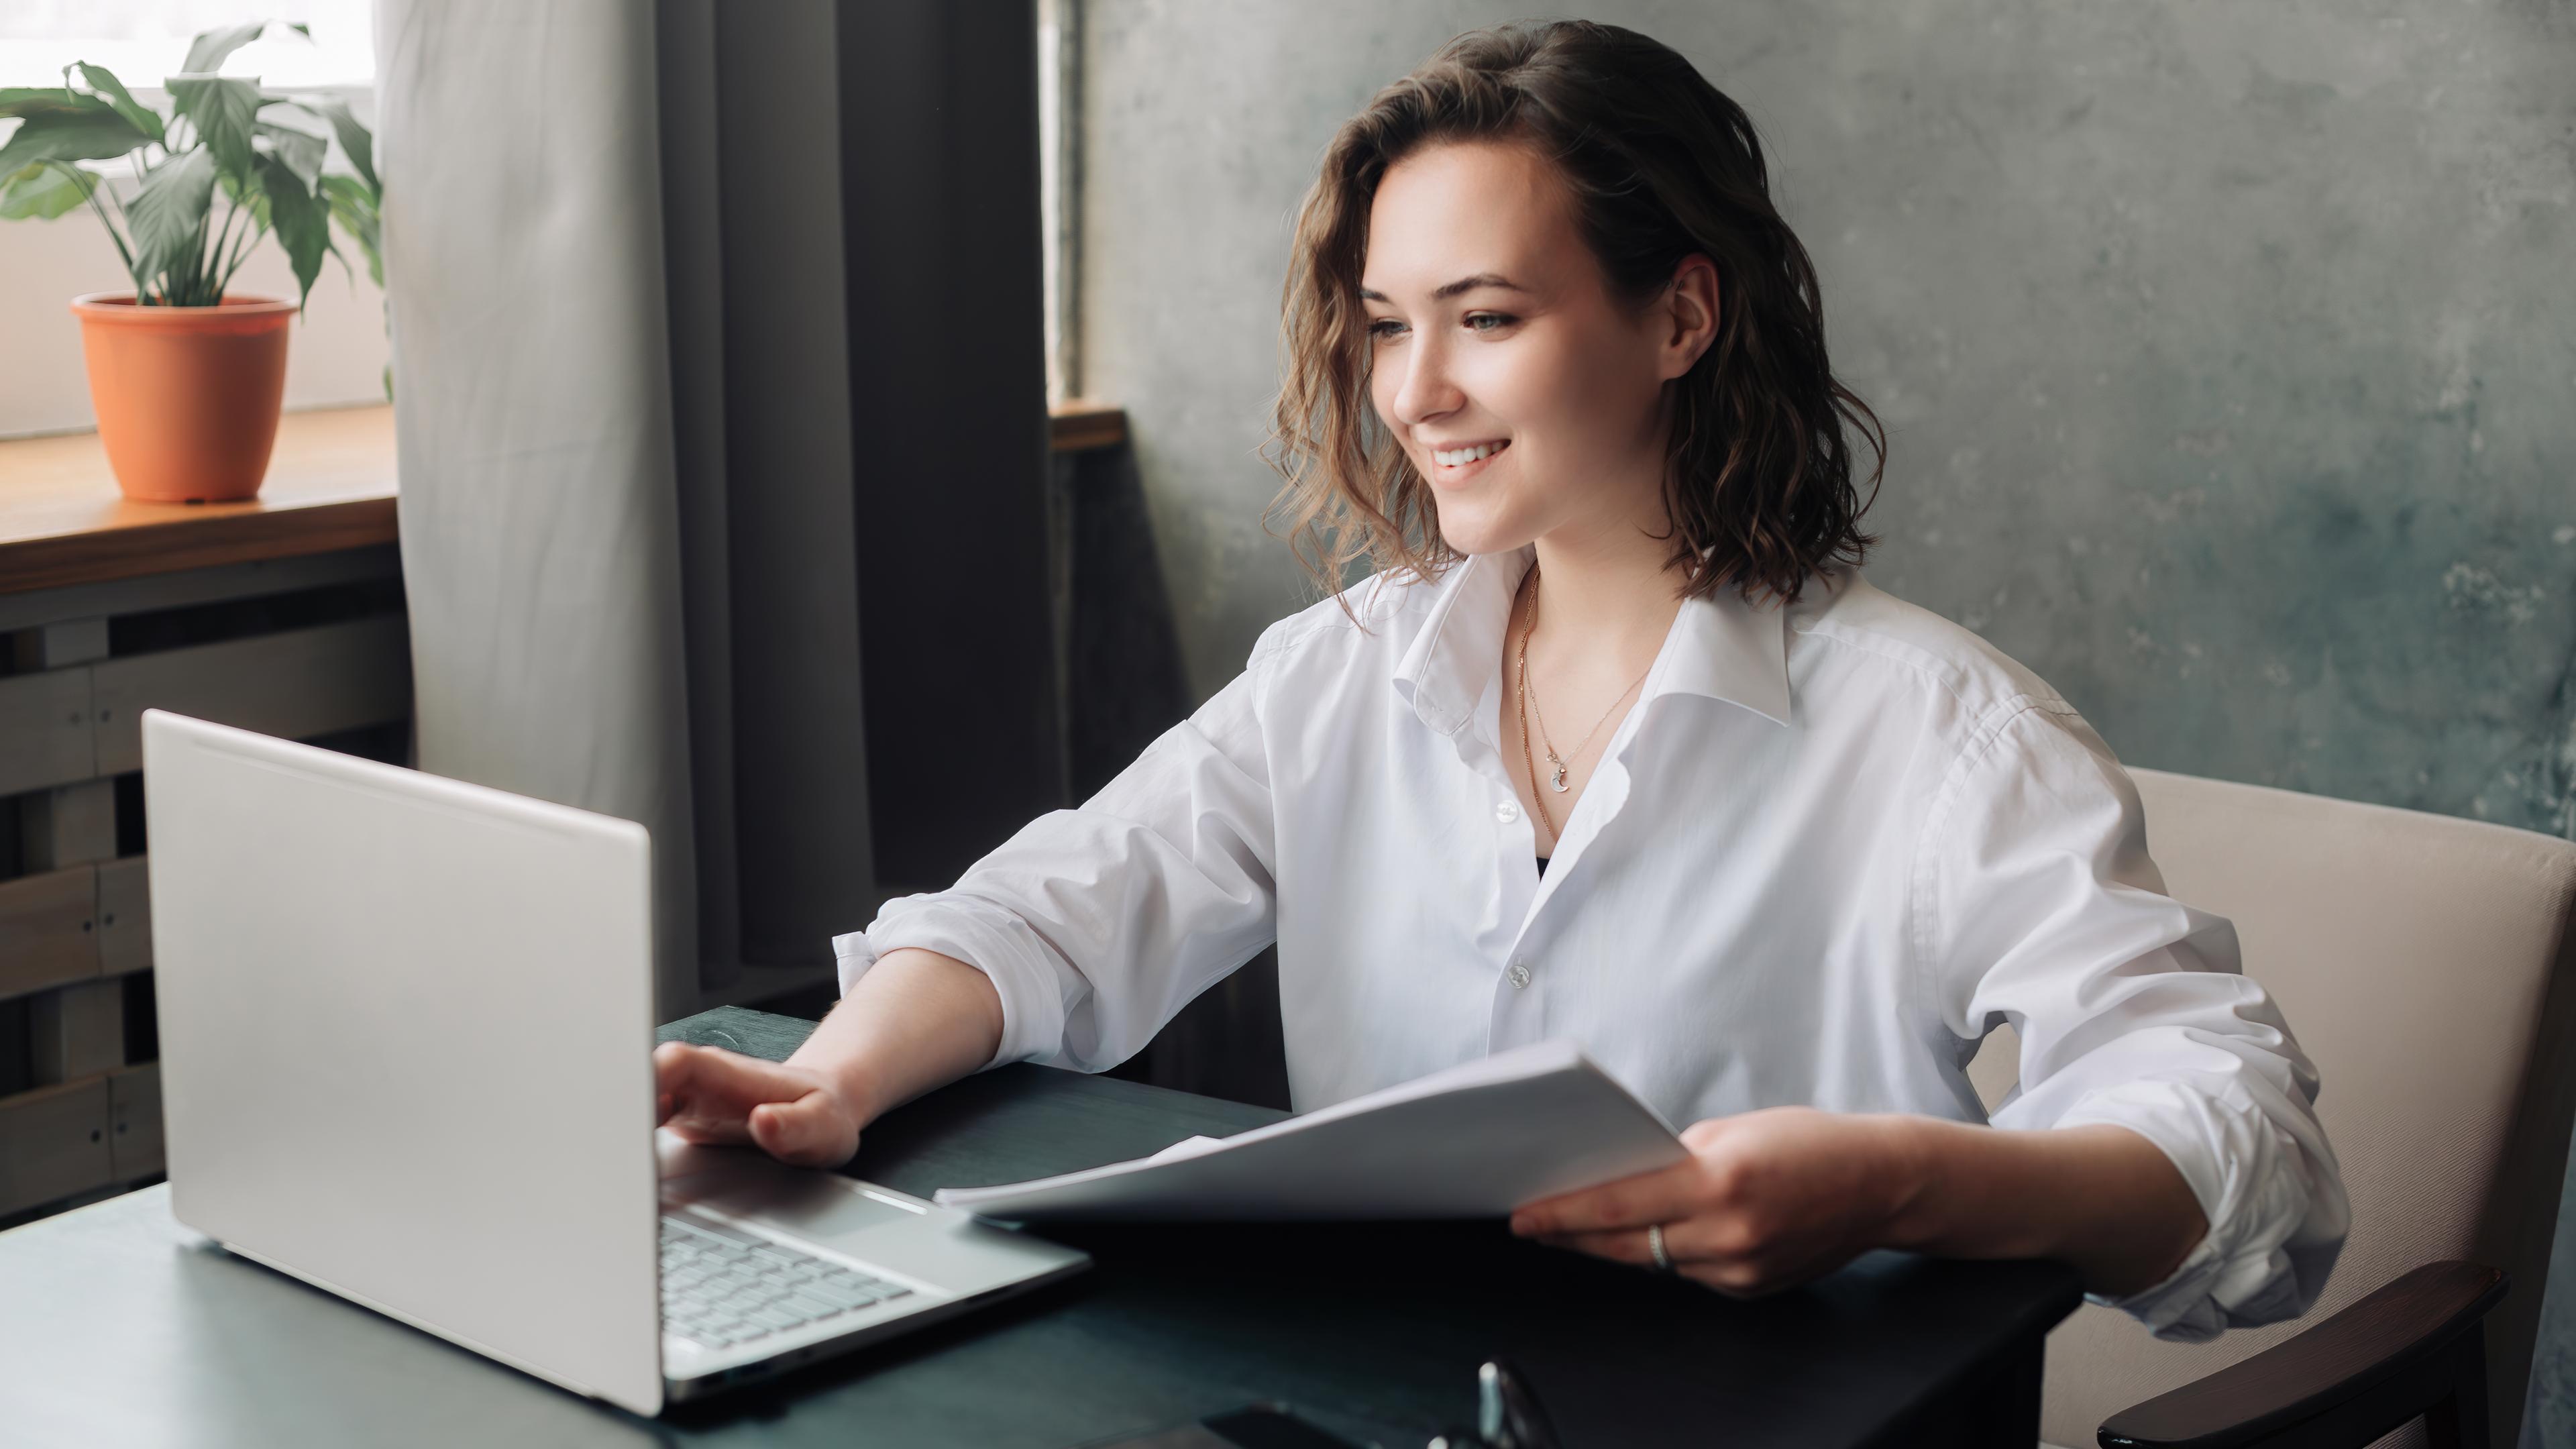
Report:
837,548,2349,1341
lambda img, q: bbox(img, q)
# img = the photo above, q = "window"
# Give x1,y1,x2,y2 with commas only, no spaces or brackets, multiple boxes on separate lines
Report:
1036,0,1079,405
0,1,384,439
0,1,373,88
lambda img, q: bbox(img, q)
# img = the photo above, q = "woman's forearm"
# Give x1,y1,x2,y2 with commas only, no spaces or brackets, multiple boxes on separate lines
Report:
784,947,1007,1126
1884,1119,2209,1297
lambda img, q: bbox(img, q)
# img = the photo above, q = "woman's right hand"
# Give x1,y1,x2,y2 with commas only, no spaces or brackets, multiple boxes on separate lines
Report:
653,1040,867,1169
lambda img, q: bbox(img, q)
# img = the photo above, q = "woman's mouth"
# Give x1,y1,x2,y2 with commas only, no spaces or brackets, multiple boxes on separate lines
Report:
1426,439,1509,481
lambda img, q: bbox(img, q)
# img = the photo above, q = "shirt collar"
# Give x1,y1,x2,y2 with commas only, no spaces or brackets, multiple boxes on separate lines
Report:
1391,547,1792,737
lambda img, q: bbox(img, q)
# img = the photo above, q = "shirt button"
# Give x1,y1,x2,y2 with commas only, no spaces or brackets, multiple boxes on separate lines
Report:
1507,962,1532,989
1495,800,1521,824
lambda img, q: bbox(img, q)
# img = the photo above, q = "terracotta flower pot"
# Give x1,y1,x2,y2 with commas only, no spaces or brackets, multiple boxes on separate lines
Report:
70,292,296,503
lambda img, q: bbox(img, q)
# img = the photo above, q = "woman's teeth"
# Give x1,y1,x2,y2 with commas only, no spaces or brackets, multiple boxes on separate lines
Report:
1433,441,1507,467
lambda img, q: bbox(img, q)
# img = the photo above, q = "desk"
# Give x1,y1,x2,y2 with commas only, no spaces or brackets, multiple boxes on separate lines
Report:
0,1006,2082,1446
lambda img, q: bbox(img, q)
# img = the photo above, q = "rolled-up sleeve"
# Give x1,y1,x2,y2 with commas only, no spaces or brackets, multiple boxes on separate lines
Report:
1923,699,2351,1342
831,627,1285,1073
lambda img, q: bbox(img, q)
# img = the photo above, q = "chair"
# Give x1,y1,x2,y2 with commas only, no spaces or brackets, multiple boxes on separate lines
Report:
1964,768,2576,1449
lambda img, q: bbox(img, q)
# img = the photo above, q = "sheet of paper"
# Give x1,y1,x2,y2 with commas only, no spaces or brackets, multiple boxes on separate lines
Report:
932,1039,1690,1222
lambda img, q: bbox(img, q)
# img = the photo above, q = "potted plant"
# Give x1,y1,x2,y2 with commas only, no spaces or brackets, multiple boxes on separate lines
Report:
0,20,383,504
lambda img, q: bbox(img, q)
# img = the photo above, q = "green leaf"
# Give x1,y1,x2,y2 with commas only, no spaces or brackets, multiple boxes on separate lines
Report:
166,74,264,183
255,119,325,189
0,160,98,220
317,170,373,213
181,20,309,76
253,149,330,309
320,172,382,286
0,86,83,117
69,63,164,145
289,93,374,192
127,146,220,297
0,96,152,174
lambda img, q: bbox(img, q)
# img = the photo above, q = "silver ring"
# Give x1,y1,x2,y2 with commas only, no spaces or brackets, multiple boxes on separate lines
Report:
1647,1222,1672,1273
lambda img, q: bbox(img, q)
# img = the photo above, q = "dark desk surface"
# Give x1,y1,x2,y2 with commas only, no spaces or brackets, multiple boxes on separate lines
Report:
0,1006,2082,1447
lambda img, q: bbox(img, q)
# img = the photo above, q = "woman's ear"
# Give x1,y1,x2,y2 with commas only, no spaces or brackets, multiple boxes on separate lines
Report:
1658,254,1721,381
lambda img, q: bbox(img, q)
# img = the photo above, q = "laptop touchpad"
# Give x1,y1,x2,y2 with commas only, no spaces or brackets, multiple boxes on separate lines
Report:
674,1167,926,1240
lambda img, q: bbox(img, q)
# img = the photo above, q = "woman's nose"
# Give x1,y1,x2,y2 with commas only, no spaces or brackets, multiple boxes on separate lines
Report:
1391,336,1463,429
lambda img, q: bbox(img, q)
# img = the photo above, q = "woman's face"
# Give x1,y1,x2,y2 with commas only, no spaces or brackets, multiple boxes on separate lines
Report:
1361,139,1715,560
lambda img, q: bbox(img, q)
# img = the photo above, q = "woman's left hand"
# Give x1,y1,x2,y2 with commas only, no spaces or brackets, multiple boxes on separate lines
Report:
1508,1107,1922,1295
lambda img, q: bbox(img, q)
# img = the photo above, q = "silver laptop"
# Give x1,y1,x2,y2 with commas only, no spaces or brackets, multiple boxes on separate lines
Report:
140,708,1088,1416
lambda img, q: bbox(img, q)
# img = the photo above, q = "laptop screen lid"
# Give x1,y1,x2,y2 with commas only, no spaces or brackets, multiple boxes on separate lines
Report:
142,709,666,1415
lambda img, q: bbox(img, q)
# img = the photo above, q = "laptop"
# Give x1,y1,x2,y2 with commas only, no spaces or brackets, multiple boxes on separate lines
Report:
139,708,1089,1415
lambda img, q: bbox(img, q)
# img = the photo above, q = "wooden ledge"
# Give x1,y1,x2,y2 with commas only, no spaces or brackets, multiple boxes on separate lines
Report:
0,405,399,598
0,399,1127,598
1050,399,1127,453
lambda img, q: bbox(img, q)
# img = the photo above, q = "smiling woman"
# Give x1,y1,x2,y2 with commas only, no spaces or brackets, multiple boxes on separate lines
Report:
661,17,2347,1358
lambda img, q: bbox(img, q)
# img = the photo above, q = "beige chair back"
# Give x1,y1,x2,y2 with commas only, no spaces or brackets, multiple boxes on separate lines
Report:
1966,768,2576,1449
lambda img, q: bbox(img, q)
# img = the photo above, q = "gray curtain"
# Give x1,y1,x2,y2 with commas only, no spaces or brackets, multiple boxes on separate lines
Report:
374,0,700,1022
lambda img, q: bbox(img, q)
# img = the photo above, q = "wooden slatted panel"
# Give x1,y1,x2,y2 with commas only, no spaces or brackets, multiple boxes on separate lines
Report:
0,865,97,1001
109,1063,162,1182
0,544,399,636
32,979,122,1083
0,667,95,796
96,855,151,977
21,778,113,868
91,613,411,775
0,1076,110,1216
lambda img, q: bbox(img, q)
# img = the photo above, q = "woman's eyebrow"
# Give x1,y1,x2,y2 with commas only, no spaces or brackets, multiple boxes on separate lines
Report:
1358,273,1530,303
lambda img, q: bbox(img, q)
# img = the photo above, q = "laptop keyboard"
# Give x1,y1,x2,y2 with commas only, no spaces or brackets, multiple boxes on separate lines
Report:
659,1209,912,1350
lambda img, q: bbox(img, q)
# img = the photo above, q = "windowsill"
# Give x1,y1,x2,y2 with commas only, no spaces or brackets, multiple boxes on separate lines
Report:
0,400,1128,596
1049,399,1126,452
0,404,399,597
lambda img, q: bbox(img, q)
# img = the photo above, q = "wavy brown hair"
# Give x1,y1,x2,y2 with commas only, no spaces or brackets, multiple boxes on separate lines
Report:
1265,20,1885,608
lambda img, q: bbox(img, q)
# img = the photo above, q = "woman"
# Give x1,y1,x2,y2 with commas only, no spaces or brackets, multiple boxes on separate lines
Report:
657,21,2346,1340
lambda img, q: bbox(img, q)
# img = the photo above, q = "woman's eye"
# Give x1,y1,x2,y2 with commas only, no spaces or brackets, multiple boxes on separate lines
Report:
1366,314,1511,341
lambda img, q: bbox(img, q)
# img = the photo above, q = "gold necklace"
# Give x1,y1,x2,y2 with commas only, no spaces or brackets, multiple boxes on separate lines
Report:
1513,572,1558,841
1517,565,1653,798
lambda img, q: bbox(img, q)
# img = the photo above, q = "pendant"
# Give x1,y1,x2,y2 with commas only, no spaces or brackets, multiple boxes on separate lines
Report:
1550,759,1570,793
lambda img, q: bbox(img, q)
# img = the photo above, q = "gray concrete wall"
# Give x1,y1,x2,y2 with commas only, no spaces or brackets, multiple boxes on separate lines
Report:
1076,1,2575,1441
